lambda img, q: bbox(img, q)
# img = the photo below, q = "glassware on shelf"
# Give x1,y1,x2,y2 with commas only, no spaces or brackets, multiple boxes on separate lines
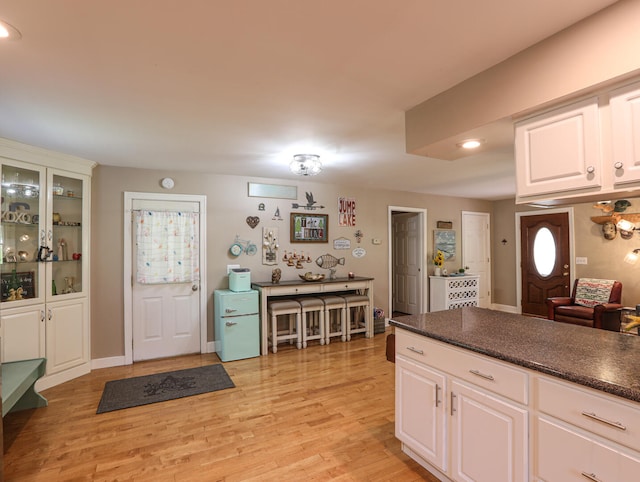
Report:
57,238,68,261
64,276,75,293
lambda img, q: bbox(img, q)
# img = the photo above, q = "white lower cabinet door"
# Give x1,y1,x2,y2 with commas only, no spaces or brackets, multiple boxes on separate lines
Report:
1,304,45,362
536,416,640,481
450,380,528,482
396,355,447,471
45,298,89,375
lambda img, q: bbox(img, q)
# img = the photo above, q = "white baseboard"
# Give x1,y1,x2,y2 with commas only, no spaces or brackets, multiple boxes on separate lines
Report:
491,303,519,314
91,344,217,371
36,363,91,391
91,356,127,369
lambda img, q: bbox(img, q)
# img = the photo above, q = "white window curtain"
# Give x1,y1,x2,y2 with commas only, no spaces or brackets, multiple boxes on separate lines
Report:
135,210,200,284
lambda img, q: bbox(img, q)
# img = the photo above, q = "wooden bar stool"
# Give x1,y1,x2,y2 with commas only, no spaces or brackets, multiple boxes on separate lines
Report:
319,295,346,344
340,294,371,341
298,297,325,348
267,300,302,353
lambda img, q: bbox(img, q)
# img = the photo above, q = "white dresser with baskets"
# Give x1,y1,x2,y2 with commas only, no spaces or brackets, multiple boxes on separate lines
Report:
429,275,479,312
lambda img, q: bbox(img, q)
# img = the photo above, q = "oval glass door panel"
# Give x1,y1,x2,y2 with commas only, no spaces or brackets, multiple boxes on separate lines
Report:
533,227,555,276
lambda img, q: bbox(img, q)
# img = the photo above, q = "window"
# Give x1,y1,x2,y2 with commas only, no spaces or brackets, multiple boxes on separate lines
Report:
533,227,555,277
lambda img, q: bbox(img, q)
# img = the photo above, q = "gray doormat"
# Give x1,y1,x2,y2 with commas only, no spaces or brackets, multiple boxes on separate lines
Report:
97,364,235,414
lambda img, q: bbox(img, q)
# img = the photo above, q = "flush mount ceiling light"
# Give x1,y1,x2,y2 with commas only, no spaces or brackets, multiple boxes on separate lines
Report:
0,19,22,41
290,154,322,176
457,139,484,150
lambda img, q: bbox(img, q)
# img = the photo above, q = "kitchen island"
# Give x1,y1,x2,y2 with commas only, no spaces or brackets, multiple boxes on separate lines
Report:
390,307,640,482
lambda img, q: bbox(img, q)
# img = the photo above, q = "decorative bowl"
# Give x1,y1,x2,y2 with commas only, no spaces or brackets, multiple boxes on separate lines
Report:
299,272,325,282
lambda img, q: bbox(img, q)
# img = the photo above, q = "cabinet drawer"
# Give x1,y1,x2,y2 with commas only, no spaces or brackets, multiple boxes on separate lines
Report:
536,415,640,481
443,344,528,405
395,329,528,404
323,281,368,292
395,329,441,365
267,284,320,296
536,376,640,451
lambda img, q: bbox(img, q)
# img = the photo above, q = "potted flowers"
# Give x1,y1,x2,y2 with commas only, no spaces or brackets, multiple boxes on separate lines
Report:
433,249,444,276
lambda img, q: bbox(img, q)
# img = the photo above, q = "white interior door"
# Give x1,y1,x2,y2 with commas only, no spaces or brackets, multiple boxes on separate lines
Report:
392,212,421,315
131,199,201,361
462,211,491,308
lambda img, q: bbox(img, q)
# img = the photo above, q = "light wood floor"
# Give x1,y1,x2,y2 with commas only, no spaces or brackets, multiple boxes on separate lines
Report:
3,329,437,481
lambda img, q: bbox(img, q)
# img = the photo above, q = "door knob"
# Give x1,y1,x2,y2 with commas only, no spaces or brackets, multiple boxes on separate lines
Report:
563,272,569,276
192,284,198,291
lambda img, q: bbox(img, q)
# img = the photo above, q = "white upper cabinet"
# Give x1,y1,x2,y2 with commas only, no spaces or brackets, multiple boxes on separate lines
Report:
610,80,640,186
515,78,640,204
515,97,601,199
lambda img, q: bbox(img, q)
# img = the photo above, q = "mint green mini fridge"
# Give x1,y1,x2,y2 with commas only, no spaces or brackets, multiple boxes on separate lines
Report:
214,289,260,361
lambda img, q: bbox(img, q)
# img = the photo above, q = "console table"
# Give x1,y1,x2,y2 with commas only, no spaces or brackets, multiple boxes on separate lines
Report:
251,277,374,355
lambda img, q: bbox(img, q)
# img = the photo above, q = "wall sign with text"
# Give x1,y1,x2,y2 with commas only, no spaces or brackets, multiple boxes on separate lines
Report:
338,197,356,226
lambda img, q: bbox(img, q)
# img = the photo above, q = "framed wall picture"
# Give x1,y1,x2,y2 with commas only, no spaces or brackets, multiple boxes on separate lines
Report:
434,229,456,260
248,182,297,199
1,271,36,300
290,213,328,243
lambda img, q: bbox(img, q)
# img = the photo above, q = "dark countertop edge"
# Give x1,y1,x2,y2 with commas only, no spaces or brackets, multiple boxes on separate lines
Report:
252,276,373,287
390,319,640,404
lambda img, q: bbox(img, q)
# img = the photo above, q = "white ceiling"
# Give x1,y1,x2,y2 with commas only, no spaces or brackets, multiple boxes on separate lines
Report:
0,0,619,200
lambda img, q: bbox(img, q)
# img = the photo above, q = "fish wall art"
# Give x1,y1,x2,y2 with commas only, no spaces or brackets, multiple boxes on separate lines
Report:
316,253,345,269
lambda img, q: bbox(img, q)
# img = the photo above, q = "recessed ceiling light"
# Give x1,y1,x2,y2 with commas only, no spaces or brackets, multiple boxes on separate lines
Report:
0,19,22,41
458,139,484,149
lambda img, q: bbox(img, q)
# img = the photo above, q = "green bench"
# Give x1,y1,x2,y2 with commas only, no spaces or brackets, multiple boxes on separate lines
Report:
2,358,47,417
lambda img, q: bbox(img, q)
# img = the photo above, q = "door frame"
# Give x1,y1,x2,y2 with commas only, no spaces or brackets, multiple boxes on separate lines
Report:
123,191,208,365
515,207,574,314
388,206,427,316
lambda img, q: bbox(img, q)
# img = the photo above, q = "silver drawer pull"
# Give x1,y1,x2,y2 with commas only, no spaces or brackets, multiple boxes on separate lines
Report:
581,411,627,431
435,384,441,407
225,308,237,313
225,321,237,326
406,346,424,355
469,369,494,381
581,472,602,482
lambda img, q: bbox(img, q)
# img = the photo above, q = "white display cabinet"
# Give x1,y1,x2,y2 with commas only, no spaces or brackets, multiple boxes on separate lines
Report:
0,138,95,389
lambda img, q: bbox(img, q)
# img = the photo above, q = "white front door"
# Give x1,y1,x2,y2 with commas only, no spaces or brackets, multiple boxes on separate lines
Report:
131,198,202,361
462,211,491,308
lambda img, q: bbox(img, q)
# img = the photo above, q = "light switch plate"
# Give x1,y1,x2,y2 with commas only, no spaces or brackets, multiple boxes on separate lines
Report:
576,257,588,265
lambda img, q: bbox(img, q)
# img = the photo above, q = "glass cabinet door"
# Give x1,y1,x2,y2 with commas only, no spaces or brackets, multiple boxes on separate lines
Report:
49,172,85,297
1,162,44,304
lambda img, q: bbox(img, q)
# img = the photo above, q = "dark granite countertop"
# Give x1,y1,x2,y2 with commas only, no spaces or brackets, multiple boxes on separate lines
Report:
390,307,640,403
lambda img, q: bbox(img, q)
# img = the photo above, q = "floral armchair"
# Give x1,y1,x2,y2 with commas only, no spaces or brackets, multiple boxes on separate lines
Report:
546,278,623,329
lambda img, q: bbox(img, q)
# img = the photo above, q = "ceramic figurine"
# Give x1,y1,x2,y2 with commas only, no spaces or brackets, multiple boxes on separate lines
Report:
602,221,617,240
272,268,281,284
